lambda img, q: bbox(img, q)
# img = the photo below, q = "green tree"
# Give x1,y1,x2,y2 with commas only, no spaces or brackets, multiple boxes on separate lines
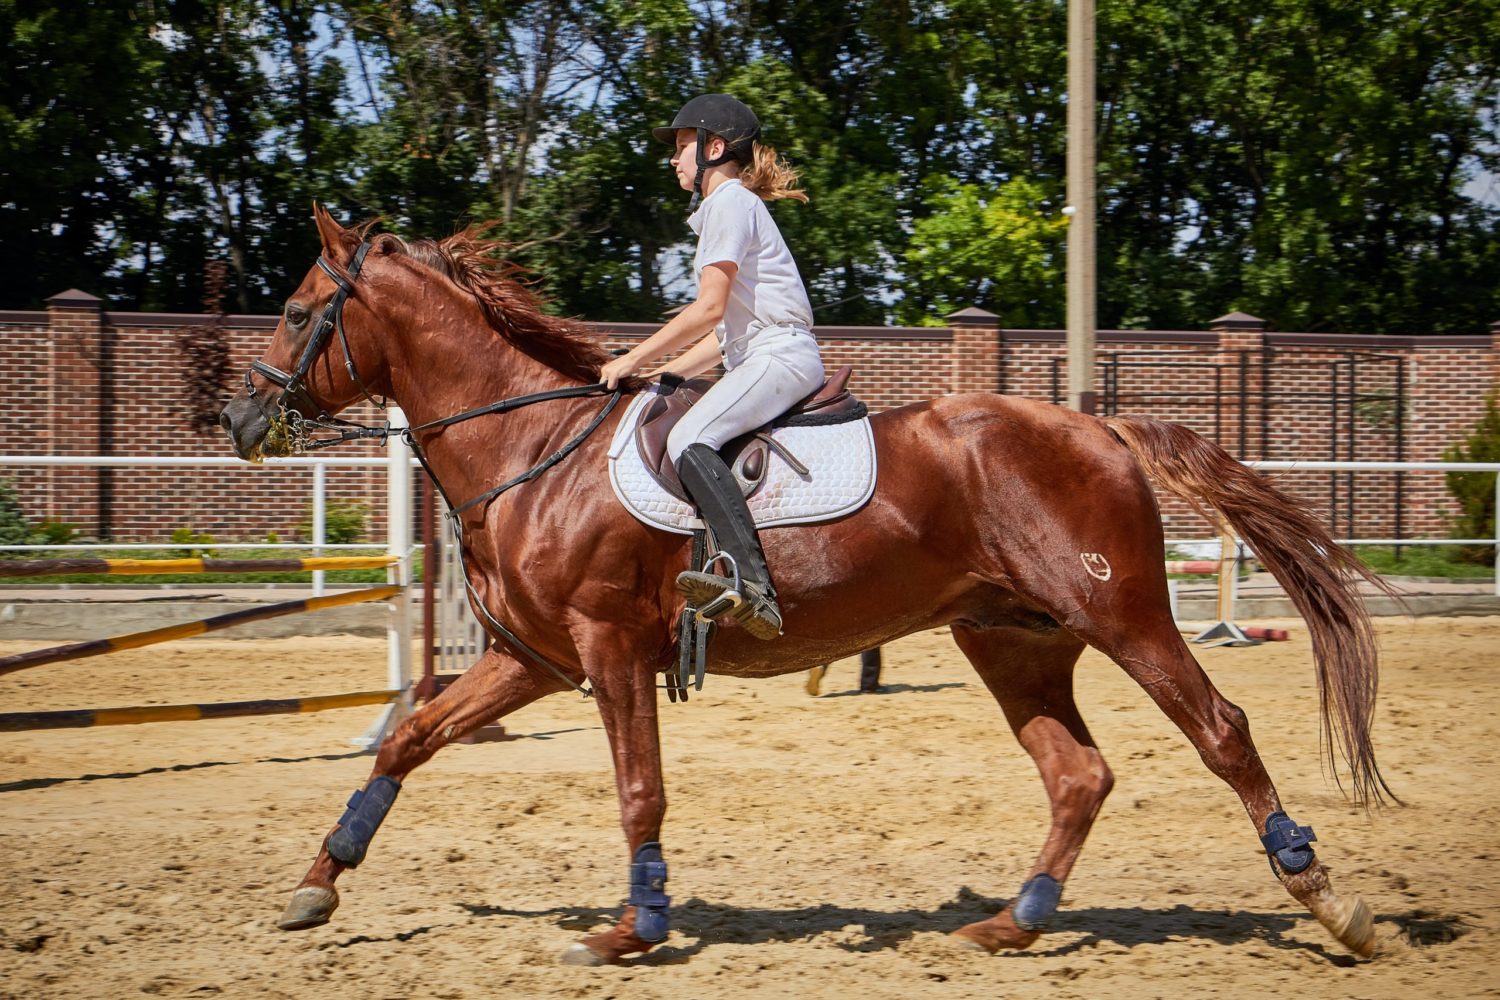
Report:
1092,0,1500,332
0,1,161,307
1443,392,1500,564
3,0,1497,333
898,176,1066,325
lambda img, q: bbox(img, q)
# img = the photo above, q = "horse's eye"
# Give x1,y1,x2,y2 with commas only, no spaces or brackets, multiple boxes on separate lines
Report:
285,302,309,326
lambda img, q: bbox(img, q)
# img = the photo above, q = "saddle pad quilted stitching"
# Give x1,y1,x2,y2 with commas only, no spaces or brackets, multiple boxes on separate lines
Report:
607,388,877,535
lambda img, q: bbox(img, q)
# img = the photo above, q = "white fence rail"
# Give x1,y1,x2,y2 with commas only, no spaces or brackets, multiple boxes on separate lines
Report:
0,452,415,596
0,413,421,745
4,455,1498,601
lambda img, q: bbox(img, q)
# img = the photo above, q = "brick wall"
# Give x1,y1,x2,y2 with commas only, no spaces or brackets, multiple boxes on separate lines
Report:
1,294,1495,547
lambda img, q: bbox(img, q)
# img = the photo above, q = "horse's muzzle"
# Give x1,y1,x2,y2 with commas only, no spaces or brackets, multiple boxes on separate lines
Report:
220,394,271,461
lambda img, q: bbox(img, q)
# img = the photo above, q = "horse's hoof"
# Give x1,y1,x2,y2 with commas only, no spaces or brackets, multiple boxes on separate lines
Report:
1306,884,1376,958
804,666,826,697
1329,895,1376,958
559,942,609,967
277,886,339,931
947,931,994,954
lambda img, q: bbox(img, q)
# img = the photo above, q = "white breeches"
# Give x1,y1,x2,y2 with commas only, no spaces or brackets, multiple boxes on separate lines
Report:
666,329,824,464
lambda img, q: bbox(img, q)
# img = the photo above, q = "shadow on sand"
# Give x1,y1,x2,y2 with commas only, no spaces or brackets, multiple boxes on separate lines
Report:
452,885,1431,967
819,681,968,699
0,726,601,793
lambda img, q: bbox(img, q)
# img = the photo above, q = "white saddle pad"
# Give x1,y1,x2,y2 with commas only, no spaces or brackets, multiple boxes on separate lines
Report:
606,387,878,535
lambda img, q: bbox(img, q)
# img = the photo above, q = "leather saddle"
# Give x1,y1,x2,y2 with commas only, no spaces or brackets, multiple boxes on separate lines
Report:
635,364,867,502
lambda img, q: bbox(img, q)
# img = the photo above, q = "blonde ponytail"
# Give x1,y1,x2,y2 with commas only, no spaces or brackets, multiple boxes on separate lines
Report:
740,142,809,203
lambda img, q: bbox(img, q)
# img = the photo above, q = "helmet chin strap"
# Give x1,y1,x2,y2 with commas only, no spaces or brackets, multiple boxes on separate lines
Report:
689,127,741,211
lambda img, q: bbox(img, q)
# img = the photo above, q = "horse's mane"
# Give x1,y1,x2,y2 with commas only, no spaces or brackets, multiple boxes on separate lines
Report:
336,223,612,383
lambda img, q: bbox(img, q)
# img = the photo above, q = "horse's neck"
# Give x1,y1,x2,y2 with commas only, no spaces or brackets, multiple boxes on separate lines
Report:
384,303,592,517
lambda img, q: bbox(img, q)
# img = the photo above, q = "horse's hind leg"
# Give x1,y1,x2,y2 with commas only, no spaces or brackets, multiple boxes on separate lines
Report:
277,645,571,931
948,625,1114,952
1073,610,1376,957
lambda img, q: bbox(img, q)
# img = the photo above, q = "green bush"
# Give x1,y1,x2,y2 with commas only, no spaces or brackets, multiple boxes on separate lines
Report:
32,520,80,545
0,479,30,547
170,526,216,558
1354,544,1492,579
298,499,369,545
1443,391,1500,564
0,483,82,551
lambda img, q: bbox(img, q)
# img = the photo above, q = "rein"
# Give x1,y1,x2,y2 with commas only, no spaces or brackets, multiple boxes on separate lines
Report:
243,241,625,699
402,386,622,700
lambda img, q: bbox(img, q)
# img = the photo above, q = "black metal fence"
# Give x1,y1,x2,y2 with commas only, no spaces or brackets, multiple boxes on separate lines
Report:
1051,348,1408,539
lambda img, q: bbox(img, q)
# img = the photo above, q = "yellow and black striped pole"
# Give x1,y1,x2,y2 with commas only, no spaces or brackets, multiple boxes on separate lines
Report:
0,689,400,733
0,556,396,578
0,585,401,677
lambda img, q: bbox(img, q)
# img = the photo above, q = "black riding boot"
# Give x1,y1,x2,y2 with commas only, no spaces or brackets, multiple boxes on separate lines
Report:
674,443,783,640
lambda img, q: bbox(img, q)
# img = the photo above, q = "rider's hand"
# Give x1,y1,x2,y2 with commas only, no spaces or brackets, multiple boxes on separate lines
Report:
600,353,641,390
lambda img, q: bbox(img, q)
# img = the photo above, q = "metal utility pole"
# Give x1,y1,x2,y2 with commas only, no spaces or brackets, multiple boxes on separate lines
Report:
1066,0,1097,414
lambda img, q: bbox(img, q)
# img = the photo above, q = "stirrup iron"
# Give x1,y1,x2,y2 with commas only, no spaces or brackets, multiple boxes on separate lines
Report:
692,551,744,622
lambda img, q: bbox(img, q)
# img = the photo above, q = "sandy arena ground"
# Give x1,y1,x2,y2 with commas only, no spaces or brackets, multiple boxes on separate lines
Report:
1,617,1497,999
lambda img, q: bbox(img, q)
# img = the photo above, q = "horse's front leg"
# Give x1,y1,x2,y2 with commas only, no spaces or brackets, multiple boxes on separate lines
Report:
560,646,669,966
278,645,570,931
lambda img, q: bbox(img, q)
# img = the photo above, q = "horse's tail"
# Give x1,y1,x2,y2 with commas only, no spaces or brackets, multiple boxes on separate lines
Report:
1103,414,1399,808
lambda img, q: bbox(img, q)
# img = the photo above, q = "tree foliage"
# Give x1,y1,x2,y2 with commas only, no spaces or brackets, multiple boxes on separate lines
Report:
1,0,1496,332
1443,392,1500,563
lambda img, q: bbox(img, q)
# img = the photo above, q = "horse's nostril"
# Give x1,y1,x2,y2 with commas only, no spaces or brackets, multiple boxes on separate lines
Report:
219,409,233,433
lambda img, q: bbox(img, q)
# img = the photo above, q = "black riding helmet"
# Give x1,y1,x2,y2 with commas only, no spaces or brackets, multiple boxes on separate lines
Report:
653,94,761,208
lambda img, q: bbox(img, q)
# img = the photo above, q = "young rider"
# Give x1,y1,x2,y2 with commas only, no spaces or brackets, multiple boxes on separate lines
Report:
600,94,823,640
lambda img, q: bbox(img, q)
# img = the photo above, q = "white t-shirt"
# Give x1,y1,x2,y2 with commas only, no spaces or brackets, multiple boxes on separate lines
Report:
688,179,815,366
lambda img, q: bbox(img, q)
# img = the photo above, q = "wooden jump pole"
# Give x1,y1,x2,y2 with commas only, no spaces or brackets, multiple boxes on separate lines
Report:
1189,522,1260,646
0,584,401,677
0,688,400,733
0,452,418,743
1164,560,1223,575
0,555,397,578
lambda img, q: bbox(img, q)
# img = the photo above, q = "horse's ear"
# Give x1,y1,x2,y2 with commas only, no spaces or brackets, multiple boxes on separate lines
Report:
311,202,351,264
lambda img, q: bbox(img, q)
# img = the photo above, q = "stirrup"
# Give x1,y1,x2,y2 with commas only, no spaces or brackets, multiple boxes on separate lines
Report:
677,572,744,622
676,553,782,639
679,551,743,622
728,588,783,640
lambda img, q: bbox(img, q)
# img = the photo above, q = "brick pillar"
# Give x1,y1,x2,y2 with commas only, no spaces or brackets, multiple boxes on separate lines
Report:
1491,320,1500,390
947,306,1001,396
1210,311,1266,459
1209,311,1267,354
46,289,105,536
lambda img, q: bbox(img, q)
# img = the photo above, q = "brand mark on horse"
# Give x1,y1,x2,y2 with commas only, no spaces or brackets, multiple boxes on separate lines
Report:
1080,553,1112,581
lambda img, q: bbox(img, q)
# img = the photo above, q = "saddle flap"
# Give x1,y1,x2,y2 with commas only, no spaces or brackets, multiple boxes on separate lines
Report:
634,378,710,501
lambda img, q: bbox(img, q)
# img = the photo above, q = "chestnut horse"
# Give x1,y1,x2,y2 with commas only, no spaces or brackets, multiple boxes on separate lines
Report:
220,208,1392,965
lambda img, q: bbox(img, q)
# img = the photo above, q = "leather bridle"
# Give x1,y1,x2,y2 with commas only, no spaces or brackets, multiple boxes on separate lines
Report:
243,241,393,451
248,241,382,408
